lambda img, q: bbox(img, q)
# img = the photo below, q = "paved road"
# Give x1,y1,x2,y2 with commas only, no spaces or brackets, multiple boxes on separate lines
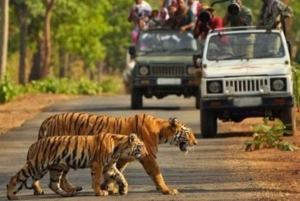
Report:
0,95,261,201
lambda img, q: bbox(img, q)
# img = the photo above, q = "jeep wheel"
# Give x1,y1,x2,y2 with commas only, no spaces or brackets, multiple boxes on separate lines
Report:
131,88,143,109
195,89,200,109
200,109,217,138
280,107,296,136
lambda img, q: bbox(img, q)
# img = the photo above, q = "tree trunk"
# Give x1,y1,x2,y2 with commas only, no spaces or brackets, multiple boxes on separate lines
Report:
42,0,56,78
59,48,69,78
29,38,44,81
19,4,28,85
0,0,9,81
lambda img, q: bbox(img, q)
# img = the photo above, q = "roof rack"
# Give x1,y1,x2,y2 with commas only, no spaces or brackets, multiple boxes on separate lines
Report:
208,26,264,33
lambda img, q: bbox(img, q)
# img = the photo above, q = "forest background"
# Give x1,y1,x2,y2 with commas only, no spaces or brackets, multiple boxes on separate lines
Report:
0,0,299,101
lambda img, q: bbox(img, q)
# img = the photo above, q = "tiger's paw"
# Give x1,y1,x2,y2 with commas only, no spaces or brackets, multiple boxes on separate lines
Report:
33,188,44,195
162,188,179,195
95,190,109,196
7,194,18,200
108,187,119,195
118,184,128,195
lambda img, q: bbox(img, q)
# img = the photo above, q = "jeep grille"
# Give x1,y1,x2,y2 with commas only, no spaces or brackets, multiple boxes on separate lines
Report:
225,78,269,93
150,64,185,76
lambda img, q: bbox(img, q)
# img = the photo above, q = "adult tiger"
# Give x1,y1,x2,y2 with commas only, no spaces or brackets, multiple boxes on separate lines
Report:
7,132,147,200
36,112,197,195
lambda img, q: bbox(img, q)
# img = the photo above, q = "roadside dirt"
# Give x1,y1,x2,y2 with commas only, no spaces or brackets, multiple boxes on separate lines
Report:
0,94,300,199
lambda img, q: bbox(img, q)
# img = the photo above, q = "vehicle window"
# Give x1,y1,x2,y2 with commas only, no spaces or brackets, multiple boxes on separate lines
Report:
137,31,198,52
206,32,285,60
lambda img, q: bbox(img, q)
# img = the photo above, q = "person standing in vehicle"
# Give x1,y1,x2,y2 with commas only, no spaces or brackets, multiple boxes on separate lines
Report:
128,0,152,45
193,5,223,42
257,0,293,56
222,0,253,58
257,0,293,30
172,0,196,33
222,0,252,27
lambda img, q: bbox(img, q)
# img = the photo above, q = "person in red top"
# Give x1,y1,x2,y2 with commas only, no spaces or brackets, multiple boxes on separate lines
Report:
193,5,223,42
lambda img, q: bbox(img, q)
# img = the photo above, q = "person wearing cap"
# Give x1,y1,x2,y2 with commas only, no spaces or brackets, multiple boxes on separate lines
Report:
222,0,252,27
193,5,223,41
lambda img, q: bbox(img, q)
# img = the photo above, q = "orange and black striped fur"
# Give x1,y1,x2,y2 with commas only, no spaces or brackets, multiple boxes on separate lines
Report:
6,133,147,200
36,112,197,195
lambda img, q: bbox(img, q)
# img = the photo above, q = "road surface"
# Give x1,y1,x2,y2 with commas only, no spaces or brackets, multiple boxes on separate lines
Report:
0,95,276,201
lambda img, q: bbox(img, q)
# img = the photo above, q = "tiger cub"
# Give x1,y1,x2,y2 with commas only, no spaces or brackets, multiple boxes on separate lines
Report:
7,132,147,200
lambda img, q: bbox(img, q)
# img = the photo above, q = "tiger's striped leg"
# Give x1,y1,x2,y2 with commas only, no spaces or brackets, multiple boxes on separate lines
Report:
139,156,179,195
102,159,130,195
31,180,45,195
102,164,128,195
7,175,19,200
7,163,45,200
59,170,83,192
48,166,77,197
91,162,108,196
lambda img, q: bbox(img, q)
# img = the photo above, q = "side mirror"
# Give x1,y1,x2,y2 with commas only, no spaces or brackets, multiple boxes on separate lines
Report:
287,40,292,59
193,54,202,69
128,46,136,56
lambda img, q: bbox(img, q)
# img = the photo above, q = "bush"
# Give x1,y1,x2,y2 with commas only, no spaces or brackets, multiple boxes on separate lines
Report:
0,74,23,103
0,75,122,103
244,118,299,152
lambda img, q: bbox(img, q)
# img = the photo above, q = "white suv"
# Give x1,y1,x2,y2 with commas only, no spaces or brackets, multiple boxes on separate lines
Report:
199,26,295,138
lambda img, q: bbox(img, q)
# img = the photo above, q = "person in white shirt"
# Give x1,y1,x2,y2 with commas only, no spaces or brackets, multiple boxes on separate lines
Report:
187,0,202,18
128,0,152,28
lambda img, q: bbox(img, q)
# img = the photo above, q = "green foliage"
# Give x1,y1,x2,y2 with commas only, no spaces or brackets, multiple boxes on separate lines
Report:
99,78,121,93
292,62,300,107
244,118,299,152
28,77,122,95
0,74,24,103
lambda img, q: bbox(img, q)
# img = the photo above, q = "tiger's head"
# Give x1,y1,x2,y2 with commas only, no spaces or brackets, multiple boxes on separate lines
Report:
127,133,148,159
168,118,197,153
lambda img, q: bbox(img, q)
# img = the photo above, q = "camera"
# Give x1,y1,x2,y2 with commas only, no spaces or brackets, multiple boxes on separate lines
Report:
198,11,212,23
227,0,241,15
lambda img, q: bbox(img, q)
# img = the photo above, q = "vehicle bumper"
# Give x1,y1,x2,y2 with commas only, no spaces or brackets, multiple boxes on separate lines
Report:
201,95,294,110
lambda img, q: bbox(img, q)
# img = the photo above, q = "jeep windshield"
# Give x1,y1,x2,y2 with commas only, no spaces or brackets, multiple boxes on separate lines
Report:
205,32,285,61
136,29,199,54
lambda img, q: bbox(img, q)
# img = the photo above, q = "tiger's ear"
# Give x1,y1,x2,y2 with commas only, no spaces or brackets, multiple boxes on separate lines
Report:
169,117,179,129
129,133,137,143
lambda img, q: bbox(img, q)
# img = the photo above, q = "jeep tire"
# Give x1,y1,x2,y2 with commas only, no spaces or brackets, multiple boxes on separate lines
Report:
131,88,143,110
280,107,296,136
200,109,217,138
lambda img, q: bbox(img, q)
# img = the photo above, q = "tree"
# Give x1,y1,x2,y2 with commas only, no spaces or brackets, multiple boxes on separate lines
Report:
0,0,9,81
42,0,56,78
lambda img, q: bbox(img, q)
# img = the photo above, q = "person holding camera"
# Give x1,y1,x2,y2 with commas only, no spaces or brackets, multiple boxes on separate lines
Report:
193,5,223,41
222,0,253,58
222,0,253,27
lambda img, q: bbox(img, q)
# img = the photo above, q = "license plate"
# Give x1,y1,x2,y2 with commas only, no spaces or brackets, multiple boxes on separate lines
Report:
233,97,262,107
157,78,181,85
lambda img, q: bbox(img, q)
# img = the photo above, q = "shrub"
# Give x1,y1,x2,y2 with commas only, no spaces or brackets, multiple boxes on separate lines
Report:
244,118,299,152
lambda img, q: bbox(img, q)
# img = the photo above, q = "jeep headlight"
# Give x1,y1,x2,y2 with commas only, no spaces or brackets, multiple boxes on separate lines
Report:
187,66,195,75
139,66,149,75
207,81,222,93
271,78,286,91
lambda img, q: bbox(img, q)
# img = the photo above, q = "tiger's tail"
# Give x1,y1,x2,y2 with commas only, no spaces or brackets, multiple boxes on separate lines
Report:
38,117,49,139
